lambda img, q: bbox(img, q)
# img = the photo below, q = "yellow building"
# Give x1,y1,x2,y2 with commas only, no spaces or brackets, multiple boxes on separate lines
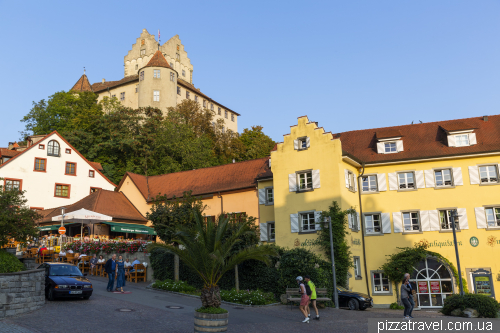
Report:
258,114,500,308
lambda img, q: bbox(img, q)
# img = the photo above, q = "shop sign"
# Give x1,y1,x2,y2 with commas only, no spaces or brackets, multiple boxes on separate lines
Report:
350,237,361,246
474,276,492,297
430,281,441,293
418,281,428,293
418,239,462,248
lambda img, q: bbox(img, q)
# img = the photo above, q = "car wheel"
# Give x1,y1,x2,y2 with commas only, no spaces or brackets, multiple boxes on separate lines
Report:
47,287,55,301
348,298,359,310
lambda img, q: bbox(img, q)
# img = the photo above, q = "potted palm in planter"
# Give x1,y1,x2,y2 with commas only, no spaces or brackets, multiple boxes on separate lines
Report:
149,212,277,332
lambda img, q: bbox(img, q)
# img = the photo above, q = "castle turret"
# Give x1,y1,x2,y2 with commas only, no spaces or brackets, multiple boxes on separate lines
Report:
137,50,177,112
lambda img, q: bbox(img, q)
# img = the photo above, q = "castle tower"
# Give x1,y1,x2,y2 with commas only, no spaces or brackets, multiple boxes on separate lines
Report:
137,50,177,112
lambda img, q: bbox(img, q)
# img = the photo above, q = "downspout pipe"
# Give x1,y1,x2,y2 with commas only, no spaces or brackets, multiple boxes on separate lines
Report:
217,192,223,215
357,162,371,298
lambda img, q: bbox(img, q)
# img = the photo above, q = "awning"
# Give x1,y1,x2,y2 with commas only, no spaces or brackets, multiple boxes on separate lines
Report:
51,208,113,223
38,223,75,231
101,222,157,235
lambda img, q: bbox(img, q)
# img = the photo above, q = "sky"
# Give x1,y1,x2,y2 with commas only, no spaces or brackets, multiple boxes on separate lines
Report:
0,1,499,145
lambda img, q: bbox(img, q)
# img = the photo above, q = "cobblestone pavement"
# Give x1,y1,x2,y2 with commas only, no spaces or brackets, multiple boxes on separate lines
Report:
3,276,444,333
0,321,39,333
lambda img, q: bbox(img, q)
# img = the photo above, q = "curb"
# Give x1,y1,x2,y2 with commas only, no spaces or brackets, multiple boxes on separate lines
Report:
147,286,281,307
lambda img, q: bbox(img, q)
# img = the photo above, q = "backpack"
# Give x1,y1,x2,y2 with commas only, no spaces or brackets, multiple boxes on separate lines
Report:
305,283,312,296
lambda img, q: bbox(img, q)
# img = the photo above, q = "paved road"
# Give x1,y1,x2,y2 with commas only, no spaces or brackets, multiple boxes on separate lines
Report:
1,276,444,333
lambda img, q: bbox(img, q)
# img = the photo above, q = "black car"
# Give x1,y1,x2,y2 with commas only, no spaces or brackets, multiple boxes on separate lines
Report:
337,286,373,310
38,263,93,301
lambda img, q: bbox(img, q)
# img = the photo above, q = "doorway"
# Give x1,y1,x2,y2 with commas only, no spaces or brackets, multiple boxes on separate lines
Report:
409,258,454,308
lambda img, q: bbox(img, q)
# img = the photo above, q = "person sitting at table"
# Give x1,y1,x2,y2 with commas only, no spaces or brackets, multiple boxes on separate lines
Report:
58,249,66,261
90,254,98,275
124,258,132,269
67,249,74,254
97,255,105,264
129,258,141,273
38,244,47,256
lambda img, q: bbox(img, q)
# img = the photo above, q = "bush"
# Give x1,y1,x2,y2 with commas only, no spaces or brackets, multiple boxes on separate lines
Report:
196,307,228,314
0,250,25,273
220,289,276,305
441,294,500,318
390,302,405,310
152,279,198,295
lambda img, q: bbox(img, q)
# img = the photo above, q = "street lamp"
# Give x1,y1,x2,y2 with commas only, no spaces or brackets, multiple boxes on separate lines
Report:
450,210,464,295
322,216,339,309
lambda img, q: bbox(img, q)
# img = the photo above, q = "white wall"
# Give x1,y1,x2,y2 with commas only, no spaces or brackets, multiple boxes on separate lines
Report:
0,133,115,209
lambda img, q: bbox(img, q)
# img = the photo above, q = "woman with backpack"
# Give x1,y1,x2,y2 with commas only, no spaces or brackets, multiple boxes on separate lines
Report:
296,276,310,323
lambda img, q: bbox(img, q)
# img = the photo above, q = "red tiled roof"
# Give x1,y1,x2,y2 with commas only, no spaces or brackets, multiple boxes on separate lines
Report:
71,74,93,92
89,162,103,171
0,148,20,158
339,115,500,164
376,129,402,139
117,158,269,201
142,50,172,69
91,75,139,93
39,189,147,223
440,121,475,132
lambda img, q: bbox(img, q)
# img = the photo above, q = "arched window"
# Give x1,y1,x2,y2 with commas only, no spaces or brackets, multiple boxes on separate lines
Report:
47,140,60,157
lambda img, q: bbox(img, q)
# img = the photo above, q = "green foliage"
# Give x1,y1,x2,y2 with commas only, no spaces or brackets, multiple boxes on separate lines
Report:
316,201,353,288
238,126,276,160
441,294,500,318
390,302,405,310
0,183,40,248
152,279,198,294
220,289,276,305
0,250,26,273
195,307,228,314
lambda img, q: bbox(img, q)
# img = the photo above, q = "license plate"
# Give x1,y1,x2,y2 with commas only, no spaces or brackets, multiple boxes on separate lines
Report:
70,290,82,294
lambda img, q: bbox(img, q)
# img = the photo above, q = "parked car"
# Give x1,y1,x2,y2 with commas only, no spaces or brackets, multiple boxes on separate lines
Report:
37,263,93,301
337,286,373,310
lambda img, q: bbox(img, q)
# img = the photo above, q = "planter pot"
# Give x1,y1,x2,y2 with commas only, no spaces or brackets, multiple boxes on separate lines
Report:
5,248,16,255
194,312,228,332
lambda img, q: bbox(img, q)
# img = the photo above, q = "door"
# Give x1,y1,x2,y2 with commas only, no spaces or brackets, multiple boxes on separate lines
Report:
410,258,453,308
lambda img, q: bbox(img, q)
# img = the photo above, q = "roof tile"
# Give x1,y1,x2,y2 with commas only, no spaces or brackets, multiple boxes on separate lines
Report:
71,74,93,92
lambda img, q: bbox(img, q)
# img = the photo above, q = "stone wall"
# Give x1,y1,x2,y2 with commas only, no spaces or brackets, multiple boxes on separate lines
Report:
95,251,153,282
0,269,45,318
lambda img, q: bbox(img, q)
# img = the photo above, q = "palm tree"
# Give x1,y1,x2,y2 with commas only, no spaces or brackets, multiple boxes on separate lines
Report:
148,211,278,308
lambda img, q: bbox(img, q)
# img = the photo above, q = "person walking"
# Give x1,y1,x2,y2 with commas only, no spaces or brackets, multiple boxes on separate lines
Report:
404,273,415,318
115,255,126,293
104,254,117,292
304,276,319,320
296,276,310,323
401,276,412,319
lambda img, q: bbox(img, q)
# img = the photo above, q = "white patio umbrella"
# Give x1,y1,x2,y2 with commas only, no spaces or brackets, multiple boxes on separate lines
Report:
52,208,113,239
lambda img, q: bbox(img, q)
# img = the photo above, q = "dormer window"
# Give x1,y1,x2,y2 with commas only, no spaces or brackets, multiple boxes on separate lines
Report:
47,140,60,157
384,142,397,153
375,129,403,154
454,134,469,147
443,122,477,147
294,137,310,150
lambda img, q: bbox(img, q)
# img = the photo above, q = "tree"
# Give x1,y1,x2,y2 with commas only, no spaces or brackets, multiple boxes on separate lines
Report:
238,126,276,160
148,211,278,308
0,182,40,248
316,201,354,288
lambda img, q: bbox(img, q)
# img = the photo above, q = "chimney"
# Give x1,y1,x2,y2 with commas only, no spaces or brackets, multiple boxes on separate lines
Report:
232,159,235,163
483,115,488,122
102,79,106,84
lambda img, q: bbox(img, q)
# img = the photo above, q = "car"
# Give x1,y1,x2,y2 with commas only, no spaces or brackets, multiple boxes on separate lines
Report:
337,286,373,310
37,262,93,301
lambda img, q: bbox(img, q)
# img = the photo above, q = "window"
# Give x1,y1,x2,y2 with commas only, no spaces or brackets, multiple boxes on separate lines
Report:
349,213,359,231
268,222,275,241
135,84,139,93
485,208,500,228
139,71,144,81
194,95,198,102
298,171,313,190
153,90,160,102
186,91,190,99
170,72,175,81
4,179,21,191
435,169,453,186
372,272,390,293
346,171,356,191
170,62,174,68
266,187,274,204
111,94,116,99
65,162,76,176
398,172,415,189
300,212,316,232
479,166,498,184
203,100,207,108
354,257,361,278
362,175,378,192
176,53,180,60
55,184,70,198
153,69,161,78
384,142,397,153
30,207,44,212
90,187,100,194
224,110,228,118
89,170,95,178
231,113,235,122
218,107,221,115
402,212,420,232
140,49,145,56
34,158,46,172
119,92,125,101
47,140,60,157
177,87,181,95
182,69,185,77
365,214,381,234
39,144,44,149
455,134,469,147
211,103,214,111
439,210,459,230
298,138,308,150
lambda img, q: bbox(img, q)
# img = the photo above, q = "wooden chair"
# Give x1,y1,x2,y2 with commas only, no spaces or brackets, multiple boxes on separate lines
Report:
79,256,91,273
41,250,53,263
129,264,146,283
30,248,38,259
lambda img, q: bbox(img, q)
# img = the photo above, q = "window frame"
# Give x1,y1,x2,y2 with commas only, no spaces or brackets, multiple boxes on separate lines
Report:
153,90,160,102
455,134,469,147
434,168,454,187
38,144,45,150
384,142,397,153
65,162,77,176
186,91,190,99
153,69,161,78
65,148,71,154
299,211,316,233
4,178,22,191
211,103,214,111
135,84,139,93
439,209,459,231
139,71,144,81
398,171,416,190
361,174,378,193
119,92,125,101
224,110,228,118
231,113,235,122
194,95,198,102
297,137,308,150
296,170,313,192
203,100,206,108
364,213,382,235
54,183,71,198
170,72,175,82
34,157,47,172
402,210,421,233
347,170,356,192
47,140,60,157
371,271,392,295
267,222,276,242
479,165,499,184
89,170,95,178
182,69,185,77
218,107,221,115
265,186,274,205
353,256,362,279
485,206,500,229
177,87,181,95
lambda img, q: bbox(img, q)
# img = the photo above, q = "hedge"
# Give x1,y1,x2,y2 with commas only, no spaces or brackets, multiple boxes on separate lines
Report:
0,250,25,273
441,294,500,318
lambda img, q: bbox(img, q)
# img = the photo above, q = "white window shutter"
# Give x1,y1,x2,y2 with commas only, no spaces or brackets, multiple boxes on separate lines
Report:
344,170,349,188
348,214,353,229
420,211,430,231
393,212,403,233
447,135,456,147
356,212,361,231
429,210,440,231
306,137,311,148
415,170,425,189
453,167,463,186
377,173,387,191
354,177,358,192
289,174,297,192
293,139,299,150
388,173,398,191
381,213,391,233
258,189,266,204
457,208,468,230
469,133,477,145
314,211,322,230
290,214,299,233
474,207,486,229
312,169,321,189
424,170,435,188
377,142,385,154
468,166,480,185
396,140,404,152
260,223,268,241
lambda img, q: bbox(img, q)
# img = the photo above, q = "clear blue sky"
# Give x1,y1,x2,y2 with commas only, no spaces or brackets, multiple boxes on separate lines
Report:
1,1,499,145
